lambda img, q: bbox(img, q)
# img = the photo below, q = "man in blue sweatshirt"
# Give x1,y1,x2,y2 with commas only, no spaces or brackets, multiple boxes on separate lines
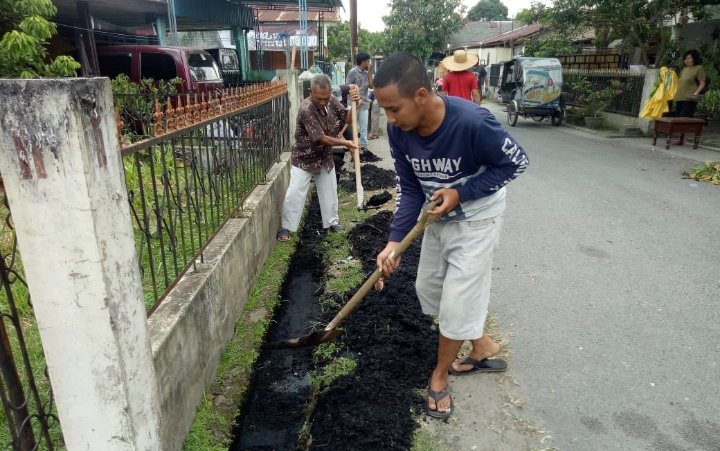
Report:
373,53,528,419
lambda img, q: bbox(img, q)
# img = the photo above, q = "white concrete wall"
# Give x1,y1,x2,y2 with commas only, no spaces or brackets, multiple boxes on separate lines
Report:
482,47,513,65
275,69,303,143
0,78,164,451
149,152,290,450
0,77,293,451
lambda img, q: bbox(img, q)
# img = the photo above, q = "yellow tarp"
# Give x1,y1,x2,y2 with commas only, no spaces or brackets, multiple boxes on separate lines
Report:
639,67,678,120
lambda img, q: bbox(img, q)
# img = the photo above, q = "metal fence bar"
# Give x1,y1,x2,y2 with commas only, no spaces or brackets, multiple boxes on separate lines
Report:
563,69,646,117
0,192,60,450
116,87,290,313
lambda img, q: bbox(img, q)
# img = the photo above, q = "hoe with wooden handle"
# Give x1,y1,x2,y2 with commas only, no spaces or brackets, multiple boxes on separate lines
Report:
351,98,365,210
267,200,440,349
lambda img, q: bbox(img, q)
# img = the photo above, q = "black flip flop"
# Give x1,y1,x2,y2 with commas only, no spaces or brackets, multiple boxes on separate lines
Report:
448,357,507,376
426,379,453,420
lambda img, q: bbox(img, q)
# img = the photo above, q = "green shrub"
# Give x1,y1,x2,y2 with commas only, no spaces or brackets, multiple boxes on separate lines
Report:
0,0,80,78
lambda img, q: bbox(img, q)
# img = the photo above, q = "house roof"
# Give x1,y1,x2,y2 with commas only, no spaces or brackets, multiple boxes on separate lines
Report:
448,21,522,50
255,10,341,22
247,0,343,10
479,23,543,47
51,0,341,33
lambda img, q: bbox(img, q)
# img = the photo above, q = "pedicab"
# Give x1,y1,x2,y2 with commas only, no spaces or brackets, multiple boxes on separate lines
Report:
499,56,566,127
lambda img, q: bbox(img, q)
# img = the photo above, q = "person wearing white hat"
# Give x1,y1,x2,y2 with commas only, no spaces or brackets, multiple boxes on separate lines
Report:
440,50,481,105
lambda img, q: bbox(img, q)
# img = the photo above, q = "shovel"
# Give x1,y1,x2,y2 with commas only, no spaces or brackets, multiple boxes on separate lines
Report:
268,200,440,349
351,99,365,210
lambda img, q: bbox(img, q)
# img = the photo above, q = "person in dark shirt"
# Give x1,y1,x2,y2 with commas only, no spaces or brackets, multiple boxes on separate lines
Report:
276,74,361,241
471,62,489,102
373,52,528,419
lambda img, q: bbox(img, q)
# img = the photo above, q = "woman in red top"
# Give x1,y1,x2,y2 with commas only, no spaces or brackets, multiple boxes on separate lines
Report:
440,50,482,105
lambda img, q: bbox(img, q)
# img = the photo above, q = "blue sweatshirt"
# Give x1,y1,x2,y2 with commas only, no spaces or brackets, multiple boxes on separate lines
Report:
388,95,528,242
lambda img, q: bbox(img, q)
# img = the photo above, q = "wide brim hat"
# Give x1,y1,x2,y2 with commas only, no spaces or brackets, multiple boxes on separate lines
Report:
442,50,478,72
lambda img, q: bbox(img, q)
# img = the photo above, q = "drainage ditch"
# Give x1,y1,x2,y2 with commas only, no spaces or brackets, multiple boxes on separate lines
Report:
232,158,438,450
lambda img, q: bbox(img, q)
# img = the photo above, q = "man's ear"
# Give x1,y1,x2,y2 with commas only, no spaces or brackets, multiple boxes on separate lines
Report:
415,87,429,105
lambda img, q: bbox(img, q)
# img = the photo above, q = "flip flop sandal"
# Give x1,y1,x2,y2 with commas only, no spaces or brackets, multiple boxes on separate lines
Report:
448,357,507,376
276,228,290,242
426,379,453,420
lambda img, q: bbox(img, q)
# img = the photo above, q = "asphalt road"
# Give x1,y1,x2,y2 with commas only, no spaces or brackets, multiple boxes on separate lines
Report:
485,103,720,450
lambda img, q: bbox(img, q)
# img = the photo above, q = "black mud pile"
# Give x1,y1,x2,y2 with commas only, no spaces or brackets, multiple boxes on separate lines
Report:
359,150,382,163
307,211,437,450
340,165,397,192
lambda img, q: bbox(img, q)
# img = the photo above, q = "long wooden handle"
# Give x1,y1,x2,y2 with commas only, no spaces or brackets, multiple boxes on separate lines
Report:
351,99,363,207
325,201,440,330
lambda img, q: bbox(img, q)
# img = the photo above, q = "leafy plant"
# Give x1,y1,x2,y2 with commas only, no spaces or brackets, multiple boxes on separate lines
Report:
383,0,465,61
682,161,720,185
571,77,623,118
523,33,581,58
111,74,182,139
466,0,508,21
0,0,80,77
698,89,720,118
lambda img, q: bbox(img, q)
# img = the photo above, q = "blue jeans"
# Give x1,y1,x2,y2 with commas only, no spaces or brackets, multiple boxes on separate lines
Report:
359,107,369,148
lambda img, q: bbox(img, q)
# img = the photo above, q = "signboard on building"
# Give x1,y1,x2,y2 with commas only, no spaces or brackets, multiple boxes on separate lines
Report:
247,23,318,51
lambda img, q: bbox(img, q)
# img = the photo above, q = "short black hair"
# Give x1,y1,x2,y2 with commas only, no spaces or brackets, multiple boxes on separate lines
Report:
684,49,702,65
374,52,431,98
356,52,371,65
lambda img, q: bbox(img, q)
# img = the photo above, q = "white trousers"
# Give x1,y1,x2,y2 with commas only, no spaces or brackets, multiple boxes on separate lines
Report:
415,215,503,340
281,165,340,232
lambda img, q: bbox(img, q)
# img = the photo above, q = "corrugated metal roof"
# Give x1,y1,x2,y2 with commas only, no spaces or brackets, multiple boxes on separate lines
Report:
256,10,340,22
246,0,343,9
176,0,255,29
449,21,521,49
479,23,543,46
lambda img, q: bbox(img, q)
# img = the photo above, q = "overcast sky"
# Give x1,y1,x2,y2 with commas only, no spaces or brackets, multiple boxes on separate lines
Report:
338,0,538,33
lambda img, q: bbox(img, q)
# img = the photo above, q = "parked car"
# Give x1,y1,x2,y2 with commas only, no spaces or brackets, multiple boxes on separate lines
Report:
96,45,223,95
204,47,242,87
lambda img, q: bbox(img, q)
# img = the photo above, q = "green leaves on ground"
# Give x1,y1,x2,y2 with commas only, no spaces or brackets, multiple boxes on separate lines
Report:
682,161,720,185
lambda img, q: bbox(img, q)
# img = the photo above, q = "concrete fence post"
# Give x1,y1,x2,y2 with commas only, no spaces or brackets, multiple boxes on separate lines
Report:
0,79,164,450
275,69,302,144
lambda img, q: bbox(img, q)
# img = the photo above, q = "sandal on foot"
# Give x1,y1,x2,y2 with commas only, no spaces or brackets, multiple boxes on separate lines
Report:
449,357,507,376
328,224,345,233
368,134,378,139
427,380,453,419
276,228,290,242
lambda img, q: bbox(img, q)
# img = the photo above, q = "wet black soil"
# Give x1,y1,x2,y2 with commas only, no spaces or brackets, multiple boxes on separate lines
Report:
308,212,437,450
233,161,434,450
339,165,397,192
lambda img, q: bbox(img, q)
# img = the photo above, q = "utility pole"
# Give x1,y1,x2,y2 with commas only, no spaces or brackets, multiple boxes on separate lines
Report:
350,0,357,63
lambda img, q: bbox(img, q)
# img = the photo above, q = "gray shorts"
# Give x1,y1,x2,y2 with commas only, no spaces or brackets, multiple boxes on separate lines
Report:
415,215,503,340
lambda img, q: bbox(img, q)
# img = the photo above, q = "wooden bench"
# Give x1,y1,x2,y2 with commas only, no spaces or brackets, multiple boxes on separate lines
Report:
652,117,705,150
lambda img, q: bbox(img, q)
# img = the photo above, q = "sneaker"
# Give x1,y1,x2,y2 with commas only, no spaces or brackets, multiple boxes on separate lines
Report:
328,224,345,233
360,147,369,153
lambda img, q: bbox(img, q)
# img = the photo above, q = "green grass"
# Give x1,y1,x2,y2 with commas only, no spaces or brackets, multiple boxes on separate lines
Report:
123,143,262,310
182,216,297,451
